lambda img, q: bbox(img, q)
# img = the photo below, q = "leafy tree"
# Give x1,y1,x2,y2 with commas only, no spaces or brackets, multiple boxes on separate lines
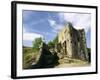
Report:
48,41,55,49
48,35,58,49
32,37,43,52
52,35,58,45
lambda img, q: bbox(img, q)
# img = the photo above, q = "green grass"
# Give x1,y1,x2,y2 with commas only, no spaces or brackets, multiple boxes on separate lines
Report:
23,47,39,69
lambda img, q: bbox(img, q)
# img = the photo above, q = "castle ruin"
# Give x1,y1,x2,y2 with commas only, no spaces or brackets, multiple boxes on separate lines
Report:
56,23,88,61
29,23,89,69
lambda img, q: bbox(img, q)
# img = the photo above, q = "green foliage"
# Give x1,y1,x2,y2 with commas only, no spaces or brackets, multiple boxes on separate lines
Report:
32,37,43,52
23,36,58,69
48,41,55,49
53,35,58,45
23,47,38,69
23,47,32,53
48,35,58,49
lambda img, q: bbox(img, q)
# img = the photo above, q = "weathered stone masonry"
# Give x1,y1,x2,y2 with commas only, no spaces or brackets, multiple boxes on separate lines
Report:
30,23,89,69
56,23,88,61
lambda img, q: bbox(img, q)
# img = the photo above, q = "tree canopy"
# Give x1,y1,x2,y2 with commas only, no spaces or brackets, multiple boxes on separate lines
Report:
32,37,43,52
48,35,58,49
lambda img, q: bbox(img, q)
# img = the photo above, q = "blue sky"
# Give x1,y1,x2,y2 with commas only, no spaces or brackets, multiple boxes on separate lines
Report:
23,10,91,48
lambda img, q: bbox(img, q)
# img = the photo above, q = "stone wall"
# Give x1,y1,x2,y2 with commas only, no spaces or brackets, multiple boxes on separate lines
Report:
57,23,88,61
78,29,88,60
30,42,59,69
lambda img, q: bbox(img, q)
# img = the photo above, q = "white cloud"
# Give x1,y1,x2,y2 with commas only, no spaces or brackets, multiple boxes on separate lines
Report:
59,13,91,33
52,29,58,33
48,13,91,33
48,19,62,31
23,28,43,41
48,19,56,26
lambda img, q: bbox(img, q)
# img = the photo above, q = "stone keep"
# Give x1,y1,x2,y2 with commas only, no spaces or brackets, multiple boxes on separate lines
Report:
57,23,88,61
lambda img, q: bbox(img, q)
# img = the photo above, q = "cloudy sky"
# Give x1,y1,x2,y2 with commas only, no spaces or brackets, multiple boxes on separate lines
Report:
23,10,91,48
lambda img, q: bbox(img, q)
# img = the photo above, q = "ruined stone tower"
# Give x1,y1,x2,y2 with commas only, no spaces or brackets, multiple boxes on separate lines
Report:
57,23,88,61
